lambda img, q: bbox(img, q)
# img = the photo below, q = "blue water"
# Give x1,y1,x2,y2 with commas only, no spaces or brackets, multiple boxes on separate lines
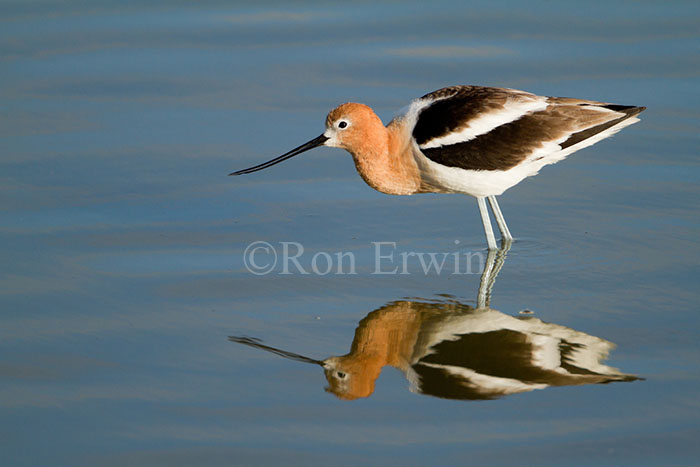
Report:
2,1,699,465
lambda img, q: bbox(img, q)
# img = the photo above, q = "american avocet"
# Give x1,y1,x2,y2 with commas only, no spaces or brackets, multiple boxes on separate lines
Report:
231,86,645,249
230,248,640,401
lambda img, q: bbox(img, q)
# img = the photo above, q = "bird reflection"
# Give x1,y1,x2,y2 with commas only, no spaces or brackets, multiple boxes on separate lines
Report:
230,245,640,400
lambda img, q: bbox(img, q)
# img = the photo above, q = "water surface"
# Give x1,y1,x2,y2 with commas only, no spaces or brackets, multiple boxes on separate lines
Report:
2,1,699,465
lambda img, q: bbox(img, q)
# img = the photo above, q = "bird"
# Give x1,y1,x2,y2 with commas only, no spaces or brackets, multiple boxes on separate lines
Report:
230,300,640,401
229,249,641,401
230,85,645,249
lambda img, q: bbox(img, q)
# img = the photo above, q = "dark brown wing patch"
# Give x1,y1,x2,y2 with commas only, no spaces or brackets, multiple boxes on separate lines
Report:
412,86,510,146
420,108,578,171
560,106,645,149
420,103,644,171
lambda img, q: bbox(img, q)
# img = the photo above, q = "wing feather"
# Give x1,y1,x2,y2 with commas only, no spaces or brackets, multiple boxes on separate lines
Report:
413,86,547,149
413,86,645,171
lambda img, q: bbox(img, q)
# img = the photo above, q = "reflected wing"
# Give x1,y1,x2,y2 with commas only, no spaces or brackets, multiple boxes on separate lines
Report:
412,86,645,171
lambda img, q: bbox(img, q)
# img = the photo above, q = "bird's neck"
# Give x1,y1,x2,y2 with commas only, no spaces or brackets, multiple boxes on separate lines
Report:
328,303,423,398
348,120,422,195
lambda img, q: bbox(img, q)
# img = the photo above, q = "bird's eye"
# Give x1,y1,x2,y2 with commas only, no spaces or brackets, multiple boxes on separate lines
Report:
336,371,346,379
338,121,348,129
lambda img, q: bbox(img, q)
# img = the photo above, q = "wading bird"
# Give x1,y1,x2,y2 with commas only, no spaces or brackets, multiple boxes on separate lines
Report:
230,248,640,400
231,86,644,249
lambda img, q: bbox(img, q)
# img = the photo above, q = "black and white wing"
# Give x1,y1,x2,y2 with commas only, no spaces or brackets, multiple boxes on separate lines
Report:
411,86,645,171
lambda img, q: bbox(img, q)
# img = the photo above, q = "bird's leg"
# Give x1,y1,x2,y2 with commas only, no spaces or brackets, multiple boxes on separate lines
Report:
477,248,496,308
488,195,513,245
490,239,511,284
476,241,510,309
477,197,497,250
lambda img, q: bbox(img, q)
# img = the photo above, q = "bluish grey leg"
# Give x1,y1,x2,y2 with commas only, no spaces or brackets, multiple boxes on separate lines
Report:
488,195,513,242
477,197,497,250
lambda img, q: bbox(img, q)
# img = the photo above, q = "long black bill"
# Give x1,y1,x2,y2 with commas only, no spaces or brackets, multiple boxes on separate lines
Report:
229,134,328,176
228,336,325,366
